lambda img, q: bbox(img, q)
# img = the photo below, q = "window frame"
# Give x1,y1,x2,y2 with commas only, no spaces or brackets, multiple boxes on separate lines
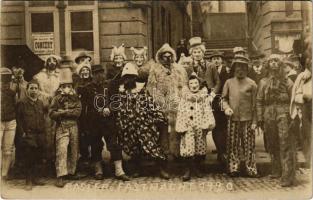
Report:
25,1,60,57
65,2,100,64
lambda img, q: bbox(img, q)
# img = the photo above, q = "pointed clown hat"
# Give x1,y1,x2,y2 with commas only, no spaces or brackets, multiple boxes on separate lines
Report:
110,44,127,61
130,46,148,60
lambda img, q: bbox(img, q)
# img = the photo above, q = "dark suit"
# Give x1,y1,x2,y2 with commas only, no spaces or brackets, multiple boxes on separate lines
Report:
212,65,231,163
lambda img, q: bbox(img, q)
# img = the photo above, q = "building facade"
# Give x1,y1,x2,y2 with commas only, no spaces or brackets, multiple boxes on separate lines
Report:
246,1,307,57
1,1,191,67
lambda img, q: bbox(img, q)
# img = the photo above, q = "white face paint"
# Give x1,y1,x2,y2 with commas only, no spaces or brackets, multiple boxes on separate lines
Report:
80,67,90,79
114,55,124,67
188,78,200,93
134,55,145,67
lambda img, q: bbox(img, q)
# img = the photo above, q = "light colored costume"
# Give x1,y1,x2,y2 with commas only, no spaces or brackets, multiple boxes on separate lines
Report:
146,43,188,157
176,86,215,157
33,55,61,162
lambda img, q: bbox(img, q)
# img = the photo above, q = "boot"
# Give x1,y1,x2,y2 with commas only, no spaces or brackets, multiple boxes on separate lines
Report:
158,159,170,180
194,156,204,178
129,158,141,178
25,178,33,191
182,157,192,181
94,161,103,180
55,176,66,188
114,160,131,181
32,177,45,186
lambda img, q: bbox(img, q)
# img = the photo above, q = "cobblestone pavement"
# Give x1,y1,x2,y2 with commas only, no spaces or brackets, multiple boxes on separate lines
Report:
1,134,312,199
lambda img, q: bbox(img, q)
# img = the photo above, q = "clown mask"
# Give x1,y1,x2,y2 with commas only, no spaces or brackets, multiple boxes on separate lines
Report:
134,55,145,67
46,57,58,71
234,63,248,79
80,66,91,79
114,55,124,67
60,83,73,95
269,58,280,71
159,52,173,69
188,78,200,93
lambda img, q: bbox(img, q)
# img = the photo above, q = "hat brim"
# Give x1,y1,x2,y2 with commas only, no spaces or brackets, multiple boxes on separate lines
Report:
209,54,224,59
92,68,104,73
232,60,249,67
75,55,92,64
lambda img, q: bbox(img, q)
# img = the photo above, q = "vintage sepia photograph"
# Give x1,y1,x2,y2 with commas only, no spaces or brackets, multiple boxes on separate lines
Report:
0,0,312,199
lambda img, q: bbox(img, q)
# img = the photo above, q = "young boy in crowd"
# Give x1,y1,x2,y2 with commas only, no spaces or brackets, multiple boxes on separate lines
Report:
49,61,82,188
176,73,215,181
16,80,46,190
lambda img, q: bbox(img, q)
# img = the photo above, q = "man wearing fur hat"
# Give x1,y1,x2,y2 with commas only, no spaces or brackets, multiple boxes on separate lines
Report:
33,54,61,167
222,55,259,178
79,64,130,181
256,54,295,187
49,62,82,187
146,43,188,158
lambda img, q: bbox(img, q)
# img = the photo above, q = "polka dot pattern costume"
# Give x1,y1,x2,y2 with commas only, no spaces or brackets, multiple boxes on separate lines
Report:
175,87,215,157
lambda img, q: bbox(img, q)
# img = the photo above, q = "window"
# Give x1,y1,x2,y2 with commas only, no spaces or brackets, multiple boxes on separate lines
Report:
70,11,94,51
31,13,54,32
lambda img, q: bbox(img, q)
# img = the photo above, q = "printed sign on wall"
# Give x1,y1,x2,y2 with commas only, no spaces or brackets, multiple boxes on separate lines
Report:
32,33,54,55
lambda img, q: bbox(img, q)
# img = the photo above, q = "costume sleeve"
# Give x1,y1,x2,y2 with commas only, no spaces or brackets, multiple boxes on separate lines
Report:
49,96,62,121
222,80,231,111
63,97,82,119
256,79,266,122
201,97,215,130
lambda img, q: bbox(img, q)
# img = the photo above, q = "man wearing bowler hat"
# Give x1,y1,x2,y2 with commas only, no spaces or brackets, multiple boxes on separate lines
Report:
79,64,130,181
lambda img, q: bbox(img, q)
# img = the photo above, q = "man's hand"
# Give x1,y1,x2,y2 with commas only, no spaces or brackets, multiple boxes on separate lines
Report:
224,108,233,116
102,108,111,117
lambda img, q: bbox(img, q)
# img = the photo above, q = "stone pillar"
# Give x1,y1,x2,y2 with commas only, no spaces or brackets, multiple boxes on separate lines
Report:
56,1,66,57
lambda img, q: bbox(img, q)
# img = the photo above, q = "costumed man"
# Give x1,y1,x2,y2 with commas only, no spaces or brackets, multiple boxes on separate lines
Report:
33,54,61,169
176,39,189,62
209,50,231,165
79,64,130,181
256,54,295,187
282,58,298,82
115,63,170,179
74,54,93,169
49,62,82,187
288,54,303,74
184,39,221,163
146,43,188,159
222,55,259,177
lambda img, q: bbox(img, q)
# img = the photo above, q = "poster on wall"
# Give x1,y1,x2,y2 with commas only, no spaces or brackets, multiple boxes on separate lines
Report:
32,32,54,55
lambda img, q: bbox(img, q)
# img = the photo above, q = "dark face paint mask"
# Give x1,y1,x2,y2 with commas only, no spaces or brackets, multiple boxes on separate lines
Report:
123,75,137,91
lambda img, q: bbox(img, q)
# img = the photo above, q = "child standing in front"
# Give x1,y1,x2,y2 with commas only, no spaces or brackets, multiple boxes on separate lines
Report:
49,59,82,187
176,73,215,181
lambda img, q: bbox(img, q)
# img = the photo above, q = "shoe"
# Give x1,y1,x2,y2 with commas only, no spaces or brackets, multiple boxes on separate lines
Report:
94,173,103,180
66,174,80,180
269,174,281,179
228,171,240,177
182,168,191,182
281,180,294,187
32,178,45,185
194,167,204,178
131,172,141,178
160,168,170,180
25,179,33,191
246,173,261,178
55,177,66,188
115,174,131,181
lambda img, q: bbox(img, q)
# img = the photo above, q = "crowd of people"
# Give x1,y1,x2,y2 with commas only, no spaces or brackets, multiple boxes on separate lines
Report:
0,36,311,191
